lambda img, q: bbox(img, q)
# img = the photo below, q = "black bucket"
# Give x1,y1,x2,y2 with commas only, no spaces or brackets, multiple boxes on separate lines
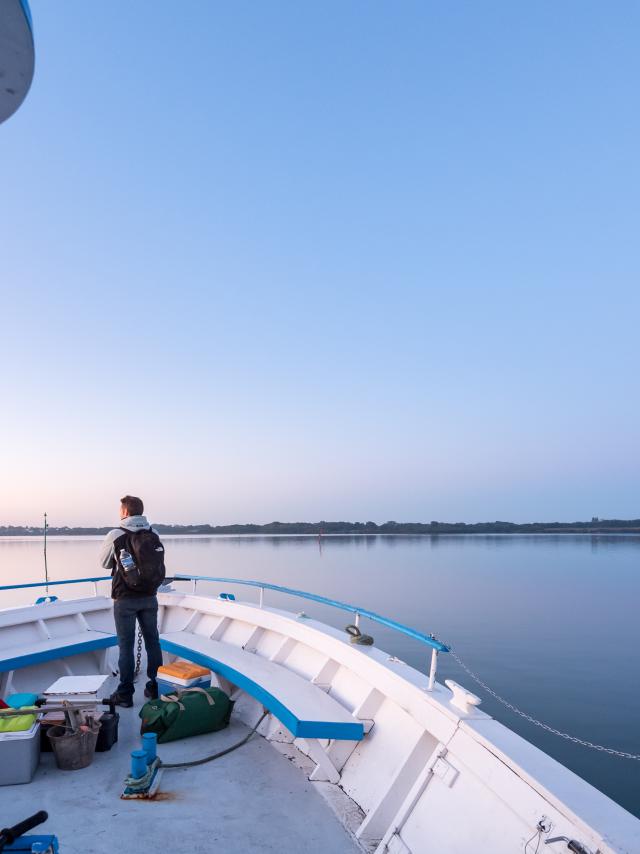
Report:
95,712,119,752
40,724,54,752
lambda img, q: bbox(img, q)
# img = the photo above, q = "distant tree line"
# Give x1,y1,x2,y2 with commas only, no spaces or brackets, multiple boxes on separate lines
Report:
2,518,640,536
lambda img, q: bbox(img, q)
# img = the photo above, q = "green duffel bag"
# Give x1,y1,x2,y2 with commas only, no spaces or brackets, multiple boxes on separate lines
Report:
139,686,233,744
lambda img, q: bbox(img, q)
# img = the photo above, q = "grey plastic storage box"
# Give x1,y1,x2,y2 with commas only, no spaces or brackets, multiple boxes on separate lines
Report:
0,723,41,785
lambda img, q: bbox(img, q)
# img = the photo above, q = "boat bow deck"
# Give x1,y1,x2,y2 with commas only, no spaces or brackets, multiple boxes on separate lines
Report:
2,683,360,854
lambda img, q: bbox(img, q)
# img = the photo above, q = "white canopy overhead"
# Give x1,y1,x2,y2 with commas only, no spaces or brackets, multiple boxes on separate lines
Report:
0,0,34,124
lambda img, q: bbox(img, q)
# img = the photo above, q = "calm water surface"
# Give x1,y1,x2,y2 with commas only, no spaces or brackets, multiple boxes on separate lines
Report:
1,533,638,817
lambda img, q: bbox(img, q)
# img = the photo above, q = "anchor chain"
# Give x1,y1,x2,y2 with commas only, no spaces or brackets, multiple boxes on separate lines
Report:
442,643,640,761
134,624,143,678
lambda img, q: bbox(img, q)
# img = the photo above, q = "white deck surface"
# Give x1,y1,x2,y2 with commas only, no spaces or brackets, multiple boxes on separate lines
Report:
3,679,359,854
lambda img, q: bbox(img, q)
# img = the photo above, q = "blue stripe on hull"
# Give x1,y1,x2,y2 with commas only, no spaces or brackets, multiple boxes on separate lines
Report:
0,635,118,672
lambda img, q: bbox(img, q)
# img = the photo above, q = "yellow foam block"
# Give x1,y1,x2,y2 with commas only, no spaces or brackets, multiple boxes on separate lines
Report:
158,661,210,680
0,708,37,732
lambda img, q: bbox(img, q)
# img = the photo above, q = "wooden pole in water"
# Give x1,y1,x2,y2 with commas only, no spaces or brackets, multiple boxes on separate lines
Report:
43,512,49,593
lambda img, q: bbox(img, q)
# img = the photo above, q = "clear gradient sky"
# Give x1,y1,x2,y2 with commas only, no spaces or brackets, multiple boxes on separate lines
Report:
1,2,639,527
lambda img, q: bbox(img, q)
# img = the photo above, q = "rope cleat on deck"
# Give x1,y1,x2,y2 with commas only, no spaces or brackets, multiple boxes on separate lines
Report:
344,624,374,645
121,733,162,799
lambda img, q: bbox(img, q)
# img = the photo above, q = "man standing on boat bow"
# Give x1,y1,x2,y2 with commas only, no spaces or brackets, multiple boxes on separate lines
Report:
99,495,166,708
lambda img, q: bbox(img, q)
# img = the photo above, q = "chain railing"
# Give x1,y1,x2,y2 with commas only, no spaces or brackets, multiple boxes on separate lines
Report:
172,575,640,761
134,627,143,678
444,646,640,760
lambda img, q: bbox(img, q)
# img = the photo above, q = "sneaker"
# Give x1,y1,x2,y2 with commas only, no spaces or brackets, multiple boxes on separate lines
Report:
144,684,158,700
109,692,133,708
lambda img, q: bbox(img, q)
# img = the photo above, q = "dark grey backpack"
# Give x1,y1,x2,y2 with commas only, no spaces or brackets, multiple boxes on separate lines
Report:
117,528,166,594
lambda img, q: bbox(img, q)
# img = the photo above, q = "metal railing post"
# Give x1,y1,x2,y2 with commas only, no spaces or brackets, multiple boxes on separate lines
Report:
192,579,197,594
259,587,264,608
427,649,438,691
93,582,98,597
355,612,360,629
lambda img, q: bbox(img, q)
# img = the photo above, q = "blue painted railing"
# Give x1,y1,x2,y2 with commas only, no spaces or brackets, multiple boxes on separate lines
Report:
0,576,110,592
0,574,449,687
173,574,450,654
0,574,448,652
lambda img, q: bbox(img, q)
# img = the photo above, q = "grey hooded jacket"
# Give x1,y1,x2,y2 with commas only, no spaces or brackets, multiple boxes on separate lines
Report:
99,515,165,599
99,515,154,570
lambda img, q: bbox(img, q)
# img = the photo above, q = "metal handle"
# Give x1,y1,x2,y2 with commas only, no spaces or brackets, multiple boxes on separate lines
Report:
0,811,48,850
545,838,592,854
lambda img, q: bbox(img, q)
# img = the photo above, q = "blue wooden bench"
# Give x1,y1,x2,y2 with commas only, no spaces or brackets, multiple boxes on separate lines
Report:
0,628,118,698
160,632,364,741
160,631,368,783
0,598,118,692
0,632,118,673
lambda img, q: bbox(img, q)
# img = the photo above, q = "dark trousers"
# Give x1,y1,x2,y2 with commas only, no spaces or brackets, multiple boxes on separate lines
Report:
113,595,163,698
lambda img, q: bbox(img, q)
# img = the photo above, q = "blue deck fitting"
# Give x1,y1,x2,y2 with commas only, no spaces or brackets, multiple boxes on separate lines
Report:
131,749,147,779
3,836,59,853
142,732,157,764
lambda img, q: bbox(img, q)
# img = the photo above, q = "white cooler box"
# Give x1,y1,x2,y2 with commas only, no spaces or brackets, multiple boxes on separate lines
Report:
0,722,40,785
157,661,211,698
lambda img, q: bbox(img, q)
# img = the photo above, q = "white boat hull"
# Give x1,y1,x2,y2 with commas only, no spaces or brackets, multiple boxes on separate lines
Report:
1,590,638,854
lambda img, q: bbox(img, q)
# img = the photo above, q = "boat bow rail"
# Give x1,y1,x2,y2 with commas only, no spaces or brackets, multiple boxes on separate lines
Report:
1,576,639,853
0,574,450,688
172,573,450,687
